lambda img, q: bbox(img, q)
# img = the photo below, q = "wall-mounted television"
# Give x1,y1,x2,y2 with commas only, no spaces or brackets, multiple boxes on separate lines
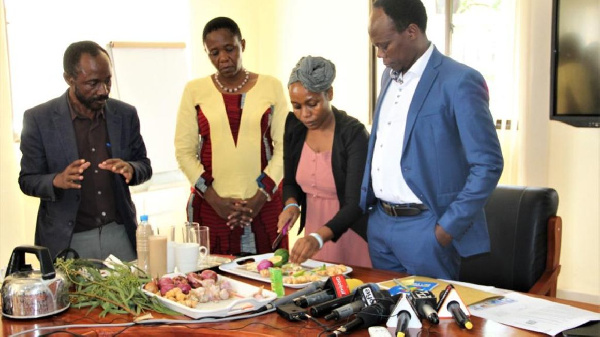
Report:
550,0,600,128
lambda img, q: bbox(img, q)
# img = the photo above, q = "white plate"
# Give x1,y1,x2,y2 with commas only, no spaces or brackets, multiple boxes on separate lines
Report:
218,253,353,289
143,273,276,319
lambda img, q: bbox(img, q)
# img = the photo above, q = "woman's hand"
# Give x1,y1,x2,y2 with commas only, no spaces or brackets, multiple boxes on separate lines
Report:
289,236,319,264
204,187,252,228
277,202,300,233
289,227,334,264
242,190,268,221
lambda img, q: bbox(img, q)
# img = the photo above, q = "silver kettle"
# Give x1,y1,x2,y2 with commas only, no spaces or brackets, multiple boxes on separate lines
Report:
1,245,70,319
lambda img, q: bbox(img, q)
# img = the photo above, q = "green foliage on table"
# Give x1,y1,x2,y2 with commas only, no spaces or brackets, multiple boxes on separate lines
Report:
55,258,179,318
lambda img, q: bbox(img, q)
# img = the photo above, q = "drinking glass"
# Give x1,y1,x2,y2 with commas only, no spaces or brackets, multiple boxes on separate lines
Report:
184,225,210,265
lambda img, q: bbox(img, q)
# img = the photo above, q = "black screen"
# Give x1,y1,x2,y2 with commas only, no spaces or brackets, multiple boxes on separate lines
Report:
550,0,600,127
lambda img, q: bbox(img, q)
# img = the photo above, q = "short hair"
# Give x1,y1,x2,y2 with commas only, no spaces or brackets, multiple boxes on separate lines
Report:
63,41,110,78
202,17,242,42
373,0,428,33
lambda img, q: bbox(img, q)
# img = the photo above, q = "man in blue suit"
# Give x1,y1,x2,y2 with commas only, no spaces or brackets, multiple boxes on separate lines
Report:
360,0,503,279
19,41,152,260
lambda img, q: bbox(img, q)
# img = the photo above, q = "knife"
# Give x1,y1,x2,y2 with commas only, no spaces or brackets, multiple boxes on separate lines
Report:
272,219,291,250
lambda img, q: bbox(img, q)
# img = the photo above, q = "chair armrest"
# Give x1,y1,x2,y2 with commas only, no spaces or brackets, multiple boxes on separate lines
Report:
528,216,562,297
547,216,562,271
529,265,561,297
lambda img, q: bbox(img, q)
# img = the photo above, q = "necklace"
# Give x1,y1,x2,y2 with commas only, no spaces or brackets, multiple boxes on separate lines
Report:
214,69,250,93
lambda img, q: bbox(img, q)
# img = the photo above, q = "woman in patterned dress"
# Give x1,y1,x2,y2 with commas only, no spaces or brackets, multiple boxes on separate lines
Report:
175,17,288,255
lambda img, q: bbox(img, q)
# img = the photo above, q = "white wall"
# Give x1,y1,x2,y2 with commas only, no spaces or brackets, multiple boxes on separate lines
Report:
521,0,600,303
1,0,28,273
186,0,371,126
1,0,598,303
1,0,193,266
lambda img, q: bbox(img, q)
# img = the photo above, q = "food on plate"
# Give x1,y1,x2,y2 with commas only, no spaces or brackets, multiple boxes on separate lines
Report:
268,255,284,268
273,248,290,265
313,264,348,277
199,269,218,282
253,286,267,300
243,260,349,284
256,259,274,277
144,271,239,308
282,273,322,284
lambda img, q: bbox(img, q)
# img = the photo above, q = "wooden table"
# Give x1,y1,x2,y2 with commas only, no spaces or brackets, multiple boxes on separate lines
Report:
2,266,598,337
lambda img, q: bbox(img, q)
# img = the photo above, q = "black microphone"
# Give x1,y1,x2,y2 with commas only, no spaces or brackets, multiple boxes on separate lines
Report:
324,283,383,321
395,310,411,337
329,293,401,336
324,299,365,321
447,301,473,330
309,292,355,317
262,280,325,310
294,275,350,308
410,289,439,324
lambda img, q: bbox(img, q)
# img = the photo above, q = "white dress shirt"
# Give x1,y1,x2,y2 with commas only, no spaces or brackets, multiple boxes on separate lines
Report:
371,43,434,204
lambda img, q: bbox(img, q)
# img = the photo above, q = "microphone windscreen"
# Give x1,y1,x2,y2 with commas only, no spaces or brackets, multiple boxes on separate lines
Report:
346,278,364,292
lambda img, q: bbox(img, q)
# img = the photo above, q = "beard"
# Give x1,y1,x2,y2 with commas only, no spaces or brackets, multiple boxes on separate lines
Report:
74,86,109,112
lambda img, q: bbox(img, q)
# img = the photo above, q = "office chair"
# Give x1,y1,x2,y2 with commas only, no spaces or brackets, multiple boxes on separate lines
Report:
459,185,562,297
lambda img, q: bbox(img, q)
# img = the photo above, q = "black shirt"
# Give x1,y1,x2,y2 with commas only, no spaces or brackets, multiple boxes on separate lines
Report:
69,104,119,232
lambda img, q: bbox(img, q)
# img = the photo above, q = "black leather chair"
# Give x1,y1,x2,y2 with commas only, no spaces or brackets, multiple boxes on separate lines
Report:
459,185,562,297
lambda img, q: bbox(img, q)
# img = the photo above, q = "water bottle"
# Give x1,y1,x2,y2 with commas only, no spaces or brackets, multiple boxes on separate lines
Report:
136,215,152,274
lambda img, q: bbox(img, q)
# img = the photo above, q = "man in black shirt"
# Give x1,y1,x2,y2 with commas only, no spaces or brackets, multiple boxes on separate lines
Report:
18,41,152,260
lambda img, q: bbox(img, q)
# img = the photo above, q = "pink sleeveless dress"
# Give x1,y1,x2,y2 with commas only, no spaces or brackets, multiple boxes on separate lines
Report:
296,142,372,268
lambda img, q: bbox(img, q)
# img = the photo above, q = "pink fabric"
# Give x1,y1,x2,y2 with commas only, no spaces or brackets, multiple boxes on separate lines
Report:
296,143,372,268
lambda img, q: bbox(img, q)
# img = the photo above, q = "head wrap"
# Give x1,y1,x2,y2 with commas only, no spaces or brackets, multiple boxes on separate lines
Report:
288,56,336,93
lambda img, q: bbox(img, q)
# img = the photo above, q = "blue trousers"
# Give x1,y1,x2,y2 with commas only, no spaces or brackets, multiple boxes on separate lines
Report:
367,202,460,280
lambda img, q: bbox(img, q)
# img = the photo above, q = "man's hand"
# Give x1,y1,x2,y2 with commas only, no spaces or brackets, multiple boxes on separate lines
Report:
98,159,134,183
53,159,91,189
435,224,453,247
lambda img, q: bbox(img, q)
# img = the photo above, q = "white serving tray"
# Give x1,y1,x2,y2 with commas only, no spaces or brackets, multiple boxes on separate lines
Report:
218,253,353,289
142,273,276,319
197,255,232,270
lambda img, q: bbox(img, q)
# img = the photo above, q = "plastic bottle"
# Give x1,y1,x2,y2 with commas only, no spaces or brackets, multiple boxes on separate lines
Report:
136,215,152,274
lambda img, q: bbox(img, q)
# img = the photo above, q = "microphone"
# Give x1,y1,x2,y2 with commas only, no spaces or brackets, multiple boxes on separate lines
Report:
324,298,365,321
262,280,325,310
329,293,401,336
294,274,350,308
447,301,472,330
324,283,383,321
309,292,355,317
309,278,364,317
410,290,439,324
395,310,411,337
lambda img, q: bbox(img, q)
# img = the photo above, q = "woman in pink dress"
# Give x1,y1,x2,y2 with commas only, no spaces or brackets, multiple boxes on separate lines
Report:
278,56,371,268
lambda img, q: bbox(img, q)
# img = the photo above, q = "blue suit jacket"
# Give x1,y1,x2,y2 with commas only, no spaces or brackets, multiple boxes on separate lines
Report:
360,47,503,257
18,91,152,258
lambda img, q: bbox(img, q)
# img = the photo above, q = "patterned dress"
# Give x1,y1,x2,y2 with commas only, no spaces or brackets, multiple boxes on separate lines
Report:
175,75,288,255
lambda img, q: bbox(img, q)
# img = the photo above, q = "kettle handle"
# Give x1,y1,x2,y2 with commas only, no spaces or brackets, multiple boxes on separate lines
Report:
5,245,56,280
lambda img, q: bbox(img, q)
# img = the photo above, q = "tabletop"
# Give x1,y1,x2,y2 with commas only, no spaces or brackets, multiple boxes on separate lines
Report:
2,265,598,337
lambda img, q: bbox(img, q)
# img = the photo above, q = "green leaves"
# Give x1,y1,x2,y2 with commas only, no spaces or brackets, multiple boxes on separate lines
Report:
55,258,179,318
